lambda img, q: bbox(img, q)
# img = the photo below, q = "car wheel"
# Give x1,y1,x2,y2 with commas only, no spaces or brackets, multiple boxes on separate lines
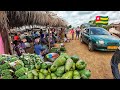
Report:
80,37,84,43
88,42,94,51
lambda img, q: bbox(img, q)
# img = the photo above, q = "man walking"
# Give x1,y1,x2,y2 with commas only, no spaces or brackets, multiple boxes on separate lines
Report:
75,26,80,40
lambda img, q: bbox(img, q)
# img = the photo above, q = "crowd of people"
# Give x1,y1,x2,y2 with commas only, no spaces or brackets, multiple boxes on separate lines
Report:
70,26,81,40
10,27,70,60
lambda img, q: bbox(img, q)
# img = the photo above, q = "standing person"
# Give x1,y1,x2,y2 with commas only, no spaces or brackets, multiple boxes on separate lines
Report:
111,46,120,79
70,28,75,40
75,26,80,40
13,33,20,41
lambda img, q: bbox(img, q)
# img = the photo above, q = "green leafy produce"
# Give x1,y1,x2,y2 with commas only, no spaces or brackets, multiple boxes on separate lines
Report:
76,60,87,70
11,60,24,70
71,55,79,63
30,65,35,70
60,47,66,51
14,64,23,71
54,66,65,77
48,68,51,73
35,62,41,70
15,67,27,77
0,57,6,64
10,57,18,62
18,75,28,79
57,77,61,79
50,48,59,53
41,63,48,69
27,72,34,79
0,62,11,70
2,75,13,79
45,74,51,79
61,71,73,79
32,69,38,76
1,69,13,76
73,70,80,79
52,56,66,67
51,73,57,79
65,58,74,72
39,72,44,79
34,76,39,79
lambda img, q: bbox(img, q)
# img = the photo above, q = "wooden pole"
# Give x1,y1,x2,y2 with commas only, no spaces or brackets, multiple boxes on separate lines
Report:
48,25,51,51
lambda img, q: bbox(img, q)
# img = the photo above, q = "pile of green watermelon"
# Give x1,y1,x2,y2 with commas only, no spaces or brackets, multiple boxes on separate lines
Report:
0,53,91,79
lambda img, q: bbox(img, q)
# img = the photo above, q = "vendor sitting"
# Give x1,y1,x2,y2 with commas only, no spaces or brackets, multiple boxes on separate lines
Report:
34,37,46,60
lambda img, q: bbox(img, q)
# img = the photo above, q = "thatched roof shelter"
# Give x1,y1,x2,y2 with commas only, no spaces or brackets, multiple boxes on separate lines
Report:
0,11,68,54
6,11,68,28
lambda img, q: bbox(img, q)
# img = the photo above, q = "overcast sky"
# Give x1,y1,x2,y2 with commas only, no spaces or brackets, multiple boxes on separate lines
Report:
52,11,120,27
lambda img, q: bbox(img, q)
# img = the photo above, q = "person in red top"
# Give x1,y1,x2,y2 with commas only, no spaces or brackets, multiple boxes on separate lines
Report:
70,28,75,40
14,33,20,41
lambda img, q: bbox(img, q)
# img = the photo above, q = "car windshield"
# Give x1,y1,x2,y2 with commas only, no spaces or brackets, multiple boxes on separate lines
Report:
90,28,111,35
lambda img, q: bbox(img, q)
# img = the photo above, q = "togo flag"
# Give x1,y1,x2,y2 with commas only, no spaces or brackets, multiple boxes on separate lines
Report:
96,16,109,25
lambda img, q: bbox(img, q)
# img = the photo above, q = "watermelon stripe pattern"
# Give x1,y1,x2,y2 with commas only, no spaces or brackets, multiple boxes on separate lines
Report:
96,16,108,25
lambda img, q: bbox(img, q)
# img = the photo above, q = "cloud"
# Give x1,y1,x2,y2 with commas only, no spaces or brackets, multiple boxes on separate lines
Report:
52,11,120,27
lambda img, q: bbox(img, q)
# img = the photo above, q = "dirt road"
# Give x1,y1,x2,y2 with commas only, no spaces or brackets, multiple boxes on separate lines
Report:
65,34,114,79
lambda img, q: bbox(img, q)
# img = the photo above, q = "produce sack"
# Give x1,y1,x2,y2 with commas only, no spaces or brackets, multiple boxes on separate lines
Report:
54,66,65,77
45,74,51,79
50,65,57,72
51,73,57,79
65,58,74,72
79,69,91,79
27,72,34,79
61,71,73,79
52,56,66,67
73,70,81,79
40,69,49,76
70,62,75,71
39,72,45,79
41,62,48,69
60,53,70,60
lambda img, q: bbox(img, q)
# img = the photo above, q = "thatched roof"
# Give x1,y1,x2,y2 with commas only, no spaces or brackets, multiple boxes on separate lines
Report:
0,11,8,31
5,11,68,29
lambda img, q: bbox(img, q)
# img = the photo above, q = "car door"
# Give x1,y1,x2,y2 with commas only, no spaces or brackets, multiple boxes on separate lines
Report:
83,28,90,44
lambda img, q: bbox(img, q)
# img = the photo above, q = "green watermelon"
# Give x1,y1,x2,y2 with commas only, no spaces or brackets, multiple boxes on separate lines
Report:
79,69,91,79
71,55,79,63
